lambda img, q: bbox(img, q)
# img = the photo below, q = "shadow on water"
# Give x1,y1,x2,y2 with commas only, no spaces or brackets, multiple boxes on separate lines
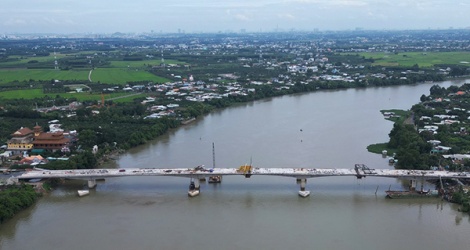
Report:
0,198,38,241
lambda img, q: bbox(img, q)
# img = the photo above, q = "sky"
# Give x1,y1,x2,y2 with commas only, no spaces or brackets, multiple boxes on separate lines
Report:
1,0,469,34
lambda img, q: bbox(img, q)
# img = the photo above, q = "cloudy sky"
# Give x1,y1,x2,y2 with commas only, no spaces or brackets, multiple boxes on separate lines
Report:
1,0,469,34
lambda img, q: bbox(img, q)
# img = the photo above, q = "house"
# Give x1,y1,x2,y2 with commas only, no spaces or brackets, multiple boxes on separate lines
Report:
430,146,452,154
18,155,47,165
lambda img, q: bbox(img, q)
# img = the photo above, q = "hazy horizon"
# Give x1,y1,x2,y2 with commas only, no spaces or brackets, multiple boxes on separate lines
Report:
1,0,469,34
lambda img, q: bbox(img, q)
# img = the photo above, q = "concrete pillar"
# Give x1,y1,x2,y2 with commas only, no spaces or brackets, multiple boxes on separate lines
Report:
410,179,417,191
88,179,97,189
298,178,310,197
194,178,200,191
300,178,306,191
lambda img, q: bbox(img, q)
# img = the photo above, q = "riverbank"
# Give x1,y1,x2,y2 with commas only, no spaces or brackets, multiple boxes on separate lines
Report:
0,185,40,224
366,109,412,156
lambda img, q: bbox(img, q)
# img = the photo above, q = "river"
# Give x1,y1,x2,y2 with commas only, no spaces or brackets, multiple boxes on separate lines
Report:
1,79,470,250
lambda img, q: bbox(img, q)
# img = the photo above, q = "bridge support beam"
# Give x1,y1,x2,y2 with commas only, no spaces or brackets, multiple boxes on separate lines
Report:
88,179,97,189
410,179,417,191
298,178,310,197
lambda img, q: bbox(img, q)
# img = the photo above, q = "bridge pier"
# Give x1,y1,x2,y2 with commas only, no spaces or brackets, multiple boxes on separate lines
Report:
410,179,417,191
188,178,201,197
88,179,97,189
298,178,310,197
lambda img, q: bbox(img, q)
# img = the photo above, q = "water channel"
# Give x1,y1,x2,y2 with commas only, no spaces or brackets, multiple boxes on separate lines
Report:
1,79,470,250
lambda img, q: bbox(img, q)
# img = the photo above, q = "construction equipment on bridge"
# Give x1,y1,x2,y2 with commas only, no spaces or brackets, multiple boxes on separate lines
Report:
238,158,253,178
208,142,221,183
354,164,377,179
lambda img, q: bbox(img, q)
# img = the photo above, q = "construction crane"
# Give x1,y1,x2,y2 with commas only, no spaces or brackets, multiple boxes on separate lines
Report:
208,142,222,183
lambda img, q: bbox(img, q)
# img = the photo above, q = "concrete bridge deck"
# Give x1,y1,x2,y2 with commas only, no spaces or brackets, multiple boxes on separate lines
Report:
12,165,469,197
14,166,470,180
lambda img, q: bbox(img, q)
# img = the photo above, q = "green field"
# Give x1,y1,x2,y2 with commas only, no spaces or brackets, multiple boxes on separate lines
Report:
0,69,90,83
0,68,170,85
345,52,470,67
0,88,136,101
0,53,67,67
0,49,175,85
111,93,147,103
0,88,97,100
91,68,169,84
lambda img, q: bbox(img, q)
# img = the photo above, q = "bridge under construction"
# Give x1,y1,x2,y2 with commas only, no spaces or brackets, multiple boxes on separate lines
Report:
11,164,470,197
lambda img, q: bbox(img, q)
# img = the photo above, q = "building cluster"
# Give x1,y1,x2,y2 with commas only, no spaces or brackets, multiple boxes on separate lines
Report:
1,122,75,165
417,90,470,163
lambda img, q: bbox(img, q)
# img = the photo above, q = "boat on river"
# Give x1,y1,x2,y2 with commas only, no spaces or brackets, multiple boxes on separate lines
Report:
385,190,439,199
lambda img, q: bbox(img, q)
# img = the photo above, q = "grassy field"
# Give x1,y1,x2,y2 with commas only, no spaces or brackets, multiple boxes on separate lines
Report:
110,93,147,103
91,68,169,84
0,88,136,101
367,143,397,156
344,51,470,67
0,53,172,85
0,69,90,84
0,67,170,85
0,53,67,67
0,50,173,102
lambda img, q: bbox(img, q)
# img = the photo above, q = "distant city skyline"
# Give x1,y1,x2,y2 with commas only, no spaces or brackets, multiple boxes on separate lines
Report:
1,0,469,34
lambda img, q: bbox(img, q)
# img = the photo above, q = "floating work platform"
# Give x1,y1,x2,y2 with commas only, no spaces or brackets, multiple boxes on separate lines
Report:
188,190,200,197
77,190,89,197
208,175,221,183
385,190,439,199
298,190,310,198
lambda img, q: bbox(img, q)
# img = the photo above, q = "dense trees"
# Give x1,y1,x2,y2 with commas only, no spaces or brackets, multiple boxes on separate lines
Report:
387,83,470,170
0,185,39,224
387,123,433,169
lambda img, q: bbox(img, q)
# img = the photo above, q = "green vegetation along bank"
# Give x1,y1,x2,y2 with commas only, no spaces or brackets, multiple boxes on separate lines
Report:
0,185,40,224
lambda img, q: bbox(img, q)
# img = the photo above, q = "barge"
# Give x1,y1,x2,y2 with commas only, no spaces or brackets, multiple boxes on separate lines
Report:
385,190,439,199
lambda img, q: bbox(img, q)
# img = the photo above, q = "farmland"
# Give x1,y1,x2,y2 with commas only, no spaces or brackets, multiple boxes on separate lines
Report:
1,31,469,104
0,50,173,85
90,68,169,84
0,88,137,101
0,69,90,84
345,52,470,67
0,53,66,67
